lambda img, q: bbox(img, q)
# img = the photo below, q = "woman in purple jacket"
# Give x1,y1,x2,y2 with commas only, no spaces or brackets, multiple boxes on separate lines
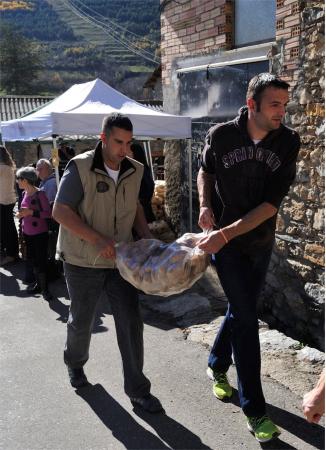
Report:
16,167,53,301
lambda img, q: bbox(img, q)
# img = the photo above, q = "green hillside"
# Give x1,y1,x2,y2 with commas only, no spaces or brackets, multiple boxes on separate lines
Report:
0,0,161,98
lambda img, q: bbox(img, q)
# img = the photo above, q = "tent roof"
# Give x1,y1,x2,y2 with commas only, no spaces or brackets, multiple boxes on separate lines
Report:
1,78,191,141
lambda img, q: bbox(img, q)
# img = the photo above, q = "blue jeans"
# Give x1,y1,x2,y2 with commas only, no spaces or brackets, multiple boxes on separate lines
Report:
208,245,272,417
63,263,151,398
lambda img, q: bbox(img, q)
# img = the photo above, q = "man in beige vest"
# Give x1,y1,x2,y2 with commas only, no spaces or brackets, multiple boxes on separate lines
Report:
53,113,163,413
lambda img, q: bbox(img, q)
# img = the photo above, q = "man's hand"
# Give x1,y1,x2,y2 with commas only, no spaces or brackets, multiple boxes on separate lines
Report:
196,229,226,254
95,236,116,260
302,371,325,424
198,206,216,231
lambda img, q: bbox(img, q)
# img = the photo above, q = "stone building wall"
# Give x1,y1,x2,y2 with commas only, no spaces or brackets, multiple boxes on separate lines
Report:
160,0,324,349
263,1,325,349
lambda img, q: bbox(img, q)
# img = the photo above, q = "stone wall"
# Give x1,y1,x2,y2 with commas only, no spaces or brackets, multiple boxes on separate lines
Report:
5,139,97,169
263,1,325,350
160,0,325,349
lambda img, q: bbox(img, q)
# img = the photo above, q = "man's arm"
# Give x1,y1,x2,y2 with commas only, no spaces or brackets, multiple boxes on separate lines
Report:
197,167,216,230
132,201,153,239
303,369,325,424
197,201,277,254
52,202,115,259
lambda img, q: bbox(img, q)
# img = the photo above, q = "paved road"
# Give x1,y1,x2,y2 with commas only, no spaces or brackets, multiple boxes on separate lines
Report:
0,261,324,450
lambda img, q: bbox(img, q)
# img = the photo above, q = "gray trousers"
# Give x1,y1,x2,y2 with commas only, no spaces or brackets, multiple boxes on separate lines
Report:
63,262,151,398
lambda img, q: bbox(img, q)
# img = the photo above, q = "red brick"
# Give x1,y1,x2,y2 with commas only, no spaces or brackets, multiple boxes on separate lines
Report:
204,0,215,12
210,8,222,19
182,35,191,43
196,22,205,32
286,36,300,45
170,14,180,24
196,5,205,15
200,28,218,40
195,40,206,49
215,15,226,26
191,0,202,7
201,11,211,21
215,34,226,45
187,26,196,34
191,32,200,42
205,19,215,29
204,38,215,47
180,8,196,21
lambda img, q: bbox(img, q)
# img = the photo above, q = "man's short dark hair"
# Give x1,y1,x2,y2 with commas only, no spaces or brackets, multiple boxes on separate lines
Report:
246,73,290,106
102,113,133,136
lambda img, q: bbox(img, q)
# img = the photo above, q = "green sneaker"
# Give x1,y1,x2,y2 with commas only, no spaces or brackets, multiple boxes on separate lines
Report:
206,367,232,400
247,415,281,442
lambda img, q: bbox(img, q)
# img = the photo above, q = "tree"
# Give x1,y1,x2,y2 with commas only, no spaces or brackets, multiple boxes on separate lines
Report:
0,25,43,94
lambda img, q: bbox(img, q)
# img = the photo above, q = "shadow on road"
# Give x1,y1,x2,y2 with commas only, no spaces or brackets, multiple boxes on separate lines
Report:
76,383,211,450
133,407,211,449
76,383,169,449
227,388,324,449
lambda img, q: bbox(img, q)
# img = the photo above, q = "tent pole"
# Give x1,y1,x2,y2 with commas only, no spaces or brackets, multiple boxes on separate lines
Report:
187,139,193,232
146,141,155,181
52,136,60,188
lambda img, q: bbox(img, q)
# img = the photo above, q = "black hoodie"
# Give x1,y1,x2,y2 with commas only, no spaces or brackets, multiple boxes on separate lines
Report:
201,106,300,254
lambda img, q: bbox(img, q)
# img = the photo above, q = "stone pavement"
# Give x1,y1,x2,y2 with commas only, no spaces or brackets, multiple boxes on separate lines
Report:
0,259,324,450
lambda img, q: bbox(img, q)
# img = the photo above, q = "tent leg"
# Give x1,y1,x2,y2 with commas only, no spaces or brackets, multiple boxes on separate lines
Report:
146,141,155,181
52,137,60,188
187,139,193,232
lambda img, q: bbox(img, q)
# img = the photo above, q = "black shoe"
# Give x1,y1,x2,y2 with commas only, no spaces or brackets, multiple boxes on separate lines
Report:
41,290,54,302
26,282,41,294
130,394,164,413
67,367,88,388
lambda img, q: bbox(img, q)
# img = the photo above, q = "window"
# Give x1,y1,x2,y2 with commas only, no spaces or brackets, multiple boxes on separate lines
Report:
234,0,276,47
179,60,269,119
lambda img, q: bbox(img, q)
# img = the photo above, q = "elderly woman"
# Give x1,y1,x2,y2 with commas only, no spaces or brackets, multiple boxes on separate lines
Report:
0,146,19,265
16,166,53,301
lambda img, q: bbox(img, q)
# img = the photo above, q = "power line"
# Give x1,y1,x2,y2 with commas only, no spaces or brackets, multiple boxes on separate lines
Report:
61,0,160,64
71,0,155,44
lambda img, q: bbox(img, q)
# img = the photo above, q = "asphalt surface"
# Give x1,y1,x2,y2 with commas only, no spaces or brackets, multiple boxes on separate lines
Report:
0,260,324,450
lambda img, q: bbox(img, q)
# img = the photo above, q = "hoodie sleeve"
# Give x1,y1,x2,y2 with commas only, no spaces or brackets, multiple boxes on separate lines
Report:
200,129,217,174
263,131,300,209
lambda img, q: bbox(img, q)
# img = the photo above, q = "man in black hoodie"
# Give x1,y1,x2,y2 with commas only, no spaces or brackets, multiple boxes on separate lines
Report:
197,73,300,443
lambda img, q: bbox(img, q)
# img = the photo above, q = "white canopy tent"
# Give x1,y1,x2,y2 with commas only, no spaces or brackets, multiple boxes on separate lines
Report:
1,79,194,230
1,78,191,141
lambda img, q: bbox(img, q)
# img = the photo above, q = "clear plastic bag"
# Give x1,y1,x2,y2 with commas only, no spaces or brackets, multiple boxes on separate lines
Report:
115,233,209,296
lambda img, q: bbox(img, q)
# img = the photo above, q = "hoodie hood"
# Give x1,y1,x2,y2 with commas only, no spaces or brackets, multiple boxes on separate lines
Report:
234,105,285,145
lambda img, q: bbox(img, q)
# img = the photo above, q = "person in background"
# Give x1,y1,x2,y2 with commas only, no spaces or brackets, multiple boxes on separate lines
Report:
16,167,53,302
197,73,300,443
53,113,163,413
0,146,19,266
36,158,57,205
303,369,325,424
128,142,156,224
36,158,61,280
58,142,75,178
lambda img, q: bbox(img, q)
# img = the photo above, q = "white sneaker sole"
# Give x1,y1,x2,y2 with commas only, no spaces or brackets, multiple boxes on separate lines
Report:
206,367,214,380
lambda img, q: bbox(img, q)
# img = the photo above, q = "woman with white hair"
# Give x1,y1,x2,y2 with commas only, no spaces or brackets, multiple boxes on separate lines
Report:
16,166,53,301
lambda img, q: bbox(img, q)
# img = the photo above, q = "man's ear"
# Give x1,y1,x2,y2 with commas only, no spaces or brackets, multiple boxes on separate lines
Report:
100,132,106,144
247,97,256,113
